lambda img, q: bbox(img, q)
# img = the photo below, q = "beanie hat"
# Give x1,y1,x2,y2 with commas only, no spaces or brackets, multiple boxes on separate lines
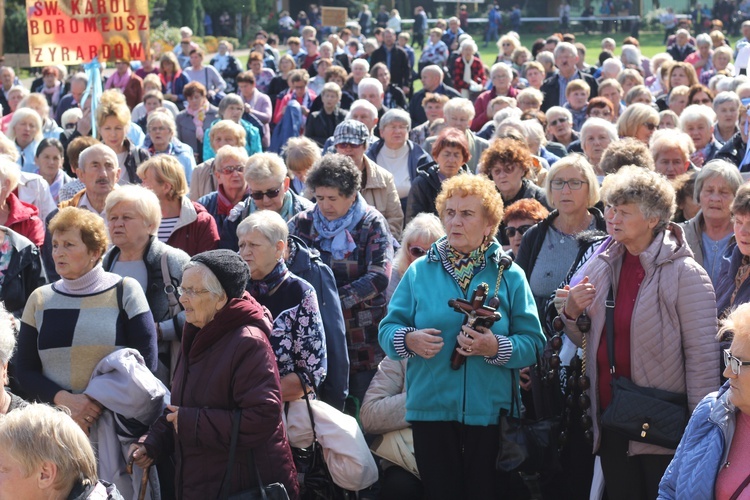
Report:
190,249,249,299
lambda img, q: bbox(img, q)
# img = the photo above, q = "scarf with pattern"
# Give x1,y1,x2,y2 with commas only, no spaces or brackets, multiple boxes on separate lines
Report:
436,236,490,294
248,259,288,298
312,193,367,260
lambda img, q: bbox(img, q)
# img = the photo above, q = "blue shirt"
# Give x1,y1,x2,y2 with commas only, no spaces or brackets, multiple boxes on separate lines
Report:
558,70,582,108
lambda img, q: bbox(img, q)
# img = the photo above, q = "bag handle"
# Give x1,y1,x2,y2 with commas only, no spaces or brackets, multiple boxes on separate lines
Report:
160,251,181,317
294,371,320,444
730,471,750,500
220,409,269,500
605,285,616,375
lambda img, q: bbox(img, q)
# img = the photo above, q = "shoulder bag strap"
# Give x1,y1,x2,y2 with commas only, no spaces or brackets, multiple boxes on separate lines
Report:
605,285,616,375
295,371,319,444
219,409,242,500
730,472,750,500
160,251,181,317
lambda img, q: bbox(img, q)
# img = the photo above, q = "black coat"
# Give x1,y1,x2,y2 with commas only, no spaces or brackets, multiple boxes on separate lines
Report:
405,162,471,222
408,83,461,126
370,45,412,89
667,44,696,62
0,91,10,116
540,72,599,112
304,108,348,147
715,132,747,170
0,228,46,318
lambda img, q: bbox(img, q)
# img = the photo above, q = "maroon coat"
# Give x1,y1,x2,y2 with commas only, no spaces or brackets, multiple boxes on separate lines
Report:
143,294,299,499
166,200,220,257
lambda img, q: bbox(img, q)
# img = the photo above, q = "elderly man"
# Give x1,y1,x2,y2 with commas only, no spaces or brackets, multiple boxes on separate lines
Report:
370,28,412,95
54,73,88,125
322,99,380,153
423,97,489,173
541,42,599,112
42,144,120,280
0,67,15,115
668,29,696,62
441,16,464,49
333,120,403,239
471,63,519,131
409,65,460,126
358,77,388,137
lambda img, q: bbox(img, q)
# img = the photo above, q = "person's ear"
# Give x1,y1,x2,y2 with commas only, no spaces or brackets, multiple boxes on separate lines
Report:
37,461,58,491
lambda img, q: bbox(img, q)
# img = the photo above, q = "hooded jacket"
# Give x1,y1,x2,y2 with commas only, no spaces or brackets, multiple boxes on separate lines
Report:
166,198,220,256
560,224,720,456
5,192,44,248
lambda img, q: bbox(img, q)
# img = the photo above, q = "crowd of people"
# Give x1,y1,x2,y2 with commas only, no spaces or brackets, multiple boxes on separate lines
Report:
2,6,750,500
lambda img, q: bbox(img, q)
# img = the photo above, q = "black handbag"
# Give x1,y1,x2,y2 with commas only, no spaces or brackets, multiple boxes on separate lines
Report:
496,370,561,473
290,373,351,500
599,286,689,449
220,409,290,500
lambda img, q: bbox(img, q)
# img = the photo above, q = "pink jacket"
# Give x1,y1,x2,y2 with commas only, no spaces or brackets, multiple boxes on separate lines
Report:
562,223,719,456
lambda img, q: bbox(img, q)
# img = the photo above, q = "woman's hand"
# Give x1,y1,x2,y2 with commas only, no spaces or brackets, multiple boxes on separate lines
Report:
164,93,177,102
519,367,532,391
565,276,596,319
54,391,102,435
405,328,444,359
455,324,499,358
128,444,154,468
76,107,92,136
553,286,570,315
166,405,179,434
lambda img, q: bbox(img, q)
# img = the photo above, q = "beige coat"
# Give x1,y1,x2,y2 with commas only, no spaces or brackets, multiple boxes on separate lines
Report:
361,157,404,240
562,223,719,456
188,159,217,201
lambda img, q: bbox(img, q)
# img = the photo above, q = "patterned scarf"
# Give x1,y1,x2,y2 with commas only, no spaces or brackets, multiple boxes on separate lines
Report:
731,255,750,306
41,80,61,109
185,101,209,140
436,236,489,294
248,260,288,298
312,193,367,260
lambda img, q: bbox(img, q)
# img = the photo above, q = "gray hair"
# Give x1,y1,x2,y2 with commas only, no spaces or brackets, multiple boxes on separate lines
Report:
713,91,741,109
601,58,623,75
694,159,743,204
545,106,573,123
581,118,618,145
522,119,547,150
104,185,162,236
536,51,555,67
236,210,289,245
679,104,716,130
147,111,177,137
78,144,118,173
0,155,21,192
421,65,444,79
620,45,641,67
604,165,675,234
358,77,383,97
182,261,225,297
553,42,577,58
351,59,370,73
218,94,244,117
244,152,287,185
347,99,378,120
490,62,512,80
459,39,478,54
380,108,411,130
444,98,475,120
0,302,15,365
695,33,712,47
6,108,42,143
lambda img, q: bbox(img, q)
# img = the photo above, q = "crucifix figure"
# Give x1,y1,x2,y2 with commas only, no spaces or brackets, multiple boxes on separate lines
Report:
448,283,502,370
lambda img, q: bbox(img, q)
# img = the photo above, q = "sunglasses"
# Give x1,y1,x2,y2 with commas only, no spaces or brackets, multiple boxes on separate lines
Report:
408,245,427,258
250,187,282,201
724,349,750,375
336,142,363,150
218,165,245,175
492,164,518,176
504,225,533,238
549,117,570,127
65,123,77,129
643,122,658,131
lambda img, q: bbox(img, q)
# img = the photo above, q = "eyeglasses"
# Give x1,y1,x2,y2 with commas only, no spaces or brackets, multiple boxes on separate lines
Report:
148,126,168,133
250,186,282,201
692,98,712,105
643,122,658,131
218,165,245,175
491,164,518,176
550,179,588,190
724,349,750,375
504,225,532,238
65,123,77,129
177,286,211,297
549,117,570,127
408,245,427,258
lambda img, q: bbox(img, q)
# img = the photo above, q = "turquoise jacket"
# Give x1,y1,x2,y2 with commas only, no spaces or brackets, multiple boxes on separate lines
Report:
379,238,545,426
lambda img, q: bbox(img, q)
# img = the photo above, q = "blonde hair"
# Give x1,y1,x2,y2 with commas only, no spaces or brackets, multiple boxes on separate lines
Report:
544,154,601,208
136,155,188,201
214,145,249,172
0,155,20,191
649,129,694,164
96,90,131,128
616,103,659,138
208,120,246,149
6,108,43,143
104,184,162,235
394,213,445,271
244,152,287,185
283,137,321,175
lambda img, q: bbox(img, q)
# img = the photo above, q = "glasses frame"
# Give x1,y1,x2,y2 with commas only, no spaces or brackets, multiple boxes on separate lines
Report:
217,164,245,175
550,179,588,190
177,286,212,297
724,349,750,375
408,245,427,258
504,224,533,238
549,117,570,127
250,185,283,201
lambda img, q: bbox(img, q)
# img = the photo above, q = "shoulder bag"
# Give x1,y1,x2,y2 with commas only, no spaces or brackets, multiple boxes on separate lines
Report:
599,286,689,449
219,409,289,500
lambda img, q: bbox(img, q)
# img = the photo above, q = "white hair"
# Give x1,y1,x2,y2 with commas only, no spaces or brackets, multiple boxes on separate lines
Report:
459,39,478,54
602,38,616,49
347,99,378,120
493,107,523,125
351,59,370,73
679,104,717,130
621,45,641,67
580,117,618,145
696,33,712,47
444,98,475,120
554,42,577,58
602,58,624,75
522,119,547,148
490,62,512,79
358,77,383,97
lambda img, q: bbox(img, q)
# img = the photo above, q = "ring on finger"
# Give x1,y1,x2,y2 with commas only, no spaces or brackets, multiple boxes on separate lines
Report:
466,347,473,353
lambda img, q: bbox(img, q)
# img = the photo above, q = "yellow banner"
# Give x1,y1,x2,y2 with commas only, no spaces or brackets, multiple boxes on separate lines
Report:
26,0,150,67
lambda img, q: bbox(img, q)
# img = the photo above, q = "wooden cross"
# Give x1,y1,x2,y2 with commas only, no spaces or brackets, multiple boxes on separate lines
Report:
448,283,501,370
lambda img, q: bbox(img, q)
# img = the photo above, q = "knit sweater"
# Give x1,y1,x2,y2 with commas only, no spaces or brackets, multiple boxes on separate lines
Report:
16,266,158,402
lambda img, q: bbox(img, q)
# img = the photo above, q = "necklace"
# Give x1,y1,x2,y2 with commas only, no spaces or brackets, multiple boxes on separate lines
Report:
554,215,592,244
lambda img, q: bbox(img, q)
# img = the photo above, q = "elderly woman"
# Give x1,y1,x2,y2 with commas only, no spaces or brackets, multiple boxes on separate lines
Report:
496,34,520,65
159,52,190,110
19,93,63,140
712,91,740,145
516,154,606,318
0,210,45,324
202,95,261,161
580,117,619,176
650,128,696,180
473,63,518,132
0,86,30,133
680,104,721,167
380,174,545,499
0,403,125,498
681,160,742,285
659,303,750,498
130,250,299,499
288,154,394,403
16,207,157,433
197,145,250,229
176,82,219,164
284,136,321,196
183,48,227,104
687,84,713,107
562,166,718,500
238,210,326,400
425,98,489,174
0,157,45,248
407,127,472,223
699,45,733,86
452,39,487,100
386,213,445,299
367,108,433,209
516,87,544,114
6,108,43,172
145,110,196,182
34,138,72,203
617,102,660,145
220,152,312,251
524,60,547,90
714,185,750,316
189,119,246,201
546,106,578,148
138,156,219,256
624,85,654,107
101,184,191,384
305,82,348,147
503,198,549,257
684,33,714,77
96,90,150,185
